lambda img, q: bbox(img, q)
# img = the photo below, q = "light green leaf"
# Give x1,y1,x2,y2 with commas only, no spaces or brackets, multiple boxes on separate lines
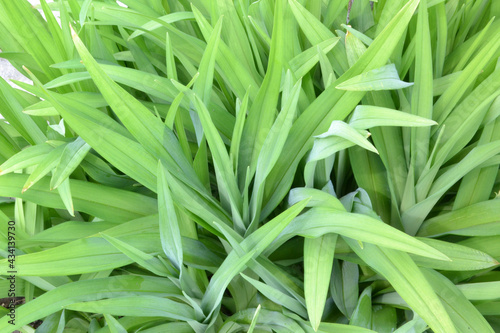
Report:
0,174,156,222
238,0,285,183
0,143,54,176
308,121,377,163
157,161,183,271
0,276,180,331
331,260,358,318
304,234,337,330
50,137,91,190
263,0,420,217
128,12,196,39
250,75,302,226
79,0,92,26
410,238,498,271
289,38,340,79
410,0,433,178
272,208,449,261
350,286,372,329
191,16,223,143
56,177,75,216
103,314,127,333
349,105,437,129
345,240,457,333
241,273,307,318
172,82,243,230
336,64,413,91
288,187,344,211
247,304,261,333
457,281,500,301
201,199,310,318
229,91,249,174
418,199,500,237
421,268,494,332
66,296,195,321
71,25,206,195
100,233,173,277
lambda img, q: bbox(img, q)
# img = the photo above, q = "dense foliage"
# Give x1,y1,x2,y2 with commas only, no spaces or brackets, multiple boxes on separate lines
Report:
0,0,500,332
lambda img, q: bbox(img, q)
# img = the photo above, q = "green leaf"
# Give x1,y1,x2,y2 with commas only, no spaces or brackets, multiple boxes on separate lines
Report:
0,174,156,221
288,187,345,211
0,215,222,276
393,314,427,333
410,0,433,178
345,240,457,333
263,0,420,217
289,38,340,79
56,177,75,217
349,105,437,129
191,16,224,143
453,118,500,209
240,273,307,318
0,276,180,331
103,314,127,333
66,296,196,321
0,143,54,176
247,304,261,333
418,199,500,237
24,74,159,191
202,249,257,319
238,0,285,182
22,141,65,192
79,0,92,26
229,91,249,174
342,25,373,46
24,92,107,117
350,286,373,329
157,161,183,271
331,260,358,318
128,12,196,40
201,199,310,318
0,74,46,146
50,137,91,190
100,233,173,277
250,75,302,226
456,282,500,301
308,121,377,163
336,64,413,91
288,0,348,75
405,141,500,235
410,238,498,271
191,3,259,102
273,208,449,261
172,82,243,231
421,268,495,332
71,26,206,195
433,28,500,125
304,234,338,330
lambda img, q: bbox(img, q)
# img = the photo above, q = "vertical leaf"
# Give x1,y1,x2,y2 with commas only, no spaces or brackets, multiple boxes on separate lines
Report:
238,0,285,182
191,16,223,144
330,259,359,319
304,233,338,331
157,161,183,272
410,0,433,178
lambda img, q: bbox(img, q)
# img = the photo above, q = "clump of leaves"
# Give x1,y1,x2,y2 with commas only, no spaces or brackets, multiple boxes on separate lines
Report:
0,0,500,332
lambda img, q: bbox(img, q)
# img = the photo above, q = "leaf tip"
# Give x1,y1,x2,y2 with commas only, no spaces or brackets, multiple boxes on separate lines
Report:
22,182,33,193
70,24,78,39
